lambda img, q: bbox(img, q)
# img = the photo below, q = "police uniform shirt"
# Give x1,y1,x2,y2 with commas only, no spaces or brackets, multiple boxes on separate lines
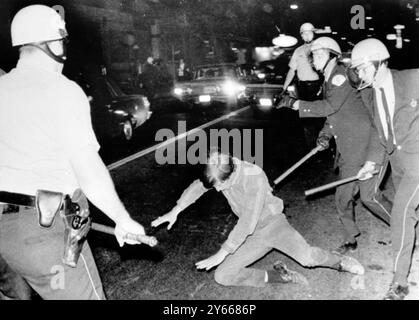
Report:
0,58,100,196
289,44,319,81
373,69,397,144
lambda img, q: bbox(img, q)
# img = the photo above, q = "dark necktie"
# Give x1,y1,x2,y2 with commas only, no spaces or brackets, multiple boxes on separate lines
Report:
380,88,395,154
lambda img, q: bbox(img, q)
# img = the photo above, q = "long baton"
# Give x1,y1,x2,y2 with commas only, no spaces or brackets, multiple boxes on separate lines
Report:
274,145,323,185
304,170,380,197
91,222,158,247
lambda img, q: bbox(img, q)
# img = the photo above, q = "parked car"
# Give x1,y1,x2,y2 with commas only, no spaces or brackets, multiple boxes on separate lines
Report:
173,63,248,108
243,61,287,118
76,73,152,141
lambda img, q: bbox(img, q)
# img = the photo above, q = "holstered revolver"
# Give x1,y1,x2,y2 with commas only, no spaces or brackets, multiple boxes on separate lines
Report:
61,189,92,268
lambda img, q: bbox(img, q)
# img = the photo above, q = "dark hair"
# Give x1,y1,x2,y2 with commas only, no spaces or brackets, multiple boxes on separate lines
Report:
200,149,236,189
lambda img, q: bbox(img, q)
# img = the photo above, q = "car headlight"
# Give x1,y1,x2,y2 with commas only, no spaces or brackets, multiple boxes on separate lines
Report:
287,85,295,93
174,87,184,96
257,73,266,80
237,85,246,92
222,81,246,96
259,98,273,107
114,110,128,116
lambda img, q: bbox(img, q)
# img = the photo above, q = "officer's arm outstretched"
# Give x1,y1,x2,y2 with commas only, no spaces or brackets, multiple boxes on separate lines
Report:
70,146,146,247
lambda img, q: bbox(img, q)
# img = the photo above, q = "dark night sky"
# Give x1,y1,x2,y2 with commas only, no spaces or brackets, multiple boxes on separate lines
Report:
0,0,418,70
245,0,419,68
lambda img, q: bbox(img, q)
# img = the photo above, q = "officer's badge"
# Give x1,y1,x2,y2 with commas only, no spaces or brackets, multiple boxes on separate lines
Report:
332,74,346,87
410,99,418,108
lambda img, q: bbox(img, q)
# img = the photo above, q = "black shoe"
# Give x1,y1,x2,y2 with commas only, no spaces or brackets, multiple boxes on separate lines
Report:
383,283,409,300
335,241,358,255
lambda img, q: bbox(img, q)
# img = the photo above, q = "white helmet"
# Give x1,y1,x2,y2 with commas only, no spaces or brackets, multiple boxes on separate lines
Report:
311,37,342,56
351,38,390,69
11,5,67,47
300,22,315,34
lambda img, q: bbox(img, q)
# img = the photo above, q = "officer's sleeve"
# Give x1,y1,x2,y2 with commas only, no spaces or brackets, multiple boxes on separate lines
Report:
299,73,352,118
366,122,386,165
359,92,386,165
318,119,333,139
54,82,100,156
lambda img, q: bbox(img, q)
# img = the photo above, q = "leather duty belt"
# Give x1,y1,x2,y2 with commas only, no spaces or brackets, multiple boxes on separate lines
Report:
0,191,36,208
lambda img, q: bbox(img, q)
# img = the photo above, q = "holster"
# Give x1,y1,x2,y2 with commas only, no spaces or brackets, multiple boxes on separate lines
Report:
61,189,92,268
35,190,65,228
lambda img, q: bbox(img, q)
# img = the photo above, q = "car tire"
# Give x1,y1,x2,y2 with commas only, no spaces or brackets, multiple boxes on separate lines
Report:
122,119,133,141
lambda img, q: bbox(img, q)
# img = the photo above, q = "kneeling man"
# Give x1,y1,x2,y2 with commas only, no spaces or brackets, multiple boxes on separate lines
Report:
152,150,365,287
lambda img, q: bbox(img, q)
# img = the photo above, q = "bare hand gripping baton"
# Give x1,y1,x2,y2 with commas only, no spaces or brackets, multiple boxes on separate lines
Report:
304,170,380,197
91,222,158,247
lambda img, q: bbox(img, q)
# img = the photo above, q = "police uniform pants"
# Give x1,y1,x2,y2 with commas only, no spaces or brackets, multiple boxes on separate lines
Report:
336,164,393,243
0,207,105,300
214,213,342,287
0,253,33,300
389,150,419,286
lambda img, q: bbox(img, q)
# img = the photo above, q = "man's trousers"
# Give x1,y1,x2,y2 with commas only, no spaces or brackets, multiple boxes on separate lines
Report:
389,150,419,286
336,163,393,243
214,213,342,287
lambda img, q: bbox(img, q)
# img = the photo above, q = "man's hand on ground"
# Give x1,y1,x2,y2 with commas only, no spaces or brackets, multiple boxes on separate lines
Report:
196,249,229,271
151,208,180,230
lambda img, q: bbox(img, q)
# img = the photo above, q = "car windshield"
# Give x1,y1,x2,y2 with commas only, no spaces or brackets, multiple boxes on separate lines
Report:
194,66,238,80
105,77,125,97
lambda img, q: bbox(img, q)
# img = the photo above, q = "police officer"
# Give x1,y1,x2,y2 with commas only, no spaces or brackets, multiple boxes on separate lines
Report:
0,253,32,300
0,5,147,300
0,67,33,300
289,37,392,254
283,23,321,99
283,23,324,149
353,38,419,300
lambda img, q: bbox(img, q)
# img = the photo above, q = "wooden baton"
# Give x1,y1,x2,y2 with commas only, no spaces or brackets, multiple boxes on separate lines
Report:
274,145,323,185
91,222,158,247
304,170,380,197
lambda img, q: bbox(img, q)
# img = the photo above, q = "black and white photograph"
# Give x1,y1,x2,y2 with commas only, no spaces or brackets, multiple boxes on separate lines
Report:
0,0,419,305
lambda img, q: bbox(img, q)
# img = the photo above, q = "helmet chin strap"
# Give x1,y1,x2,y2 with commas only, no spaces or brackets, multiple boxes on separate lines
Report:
320,55,335,74
357,60,381,91
357,79,372,91
26,39,67,64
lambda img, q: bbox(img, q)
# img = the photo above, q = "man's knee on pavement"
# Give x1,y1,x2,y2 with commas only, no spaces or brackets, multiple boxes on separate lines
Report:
214,268,229,286
214,267,235,286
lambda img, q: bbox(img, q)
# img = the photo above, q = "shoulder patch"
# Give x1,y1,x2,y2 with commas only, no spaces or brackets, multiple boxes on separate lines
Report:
331,74,346,87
